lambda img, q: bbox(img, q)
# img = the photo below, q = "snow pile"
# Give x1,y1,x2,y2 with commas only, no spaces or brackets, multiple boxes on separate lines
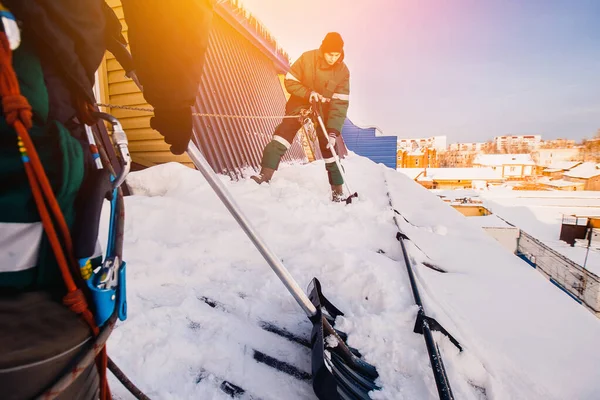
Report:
107,155,600,399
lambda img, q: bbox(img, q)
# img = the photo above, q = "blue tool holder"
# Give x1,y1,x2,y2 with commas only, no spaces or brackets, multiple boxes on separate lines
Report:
85,184,128,327
87,262,127,326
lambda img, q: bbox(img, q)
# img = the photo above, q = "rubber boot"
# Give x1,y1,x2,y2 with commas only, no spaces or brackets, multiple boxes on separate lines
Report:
331,184,345,202
251,140,287,184
250,167,275,184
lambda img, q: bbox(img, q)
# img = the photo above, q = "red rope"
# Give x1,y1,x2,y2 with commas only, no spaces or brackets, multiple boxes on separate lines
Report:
0,33,110,399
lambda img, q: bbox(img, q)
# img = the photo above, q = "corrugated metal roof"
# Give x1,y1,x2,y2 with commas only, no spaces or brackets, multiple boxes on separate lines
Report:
101,0,307,177
341,119,397,169
192,13,307,178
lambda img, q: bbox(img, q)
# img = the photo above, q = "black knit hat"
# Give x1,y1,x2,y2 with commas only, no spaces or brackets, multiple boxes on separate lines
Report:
320,32,344,53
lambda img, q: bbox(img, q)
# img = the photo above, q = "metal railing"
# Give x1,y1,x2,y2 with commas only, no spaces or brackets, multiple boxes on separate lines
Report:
517,230,600,314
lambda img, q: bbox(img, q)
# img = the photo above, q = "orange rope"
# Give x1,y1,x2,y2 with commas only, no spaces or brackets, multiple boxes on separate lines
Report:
0,33,110,399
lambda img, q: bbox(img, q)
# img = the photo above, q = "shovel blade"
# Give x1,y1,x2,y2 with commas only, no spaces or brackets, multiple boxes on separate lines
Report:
307,278,380,400
345,192,359,205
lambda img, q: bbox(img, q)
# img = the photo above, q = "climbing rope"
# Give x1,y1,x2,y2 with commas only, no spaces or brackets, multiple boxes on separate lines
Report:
39,121,135,399
0,32,111,399
108,357,151,400
95,103,301,120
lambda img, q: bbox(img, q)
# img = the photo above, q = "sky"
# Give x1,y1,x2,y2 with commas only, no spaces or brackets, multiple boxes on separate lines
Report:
238,0,600,143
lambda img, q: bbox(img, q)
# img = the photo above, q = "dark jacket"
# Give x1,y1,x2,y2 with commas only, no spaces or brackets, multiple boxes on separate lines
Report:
284,49,350,134
4,0,213,114
0,0,214,289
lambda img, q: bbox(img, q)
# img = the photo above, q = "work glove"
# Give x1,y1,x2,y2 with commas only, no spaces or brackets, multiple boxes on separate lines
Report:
327,129,338,149
150,107,193,155
309,91,329,103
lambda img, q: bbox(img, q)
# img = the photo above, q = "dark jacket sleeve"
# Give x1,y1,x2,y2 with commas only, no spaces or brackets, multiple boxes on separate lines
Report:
326,65,350,134
4,0,105,104
284,52,312,99
121,0,214,110
103,2,134,74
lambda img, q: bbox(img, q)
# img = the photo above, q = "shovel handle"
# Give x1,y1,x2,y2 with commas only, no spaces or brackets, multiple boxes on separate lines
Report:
186,142,318,317
311,103,354,196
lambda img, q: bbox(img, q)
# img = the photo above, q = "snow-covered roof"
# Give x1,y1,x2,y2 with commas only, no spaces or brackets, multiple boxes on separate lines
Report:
563,162,600,179
544,161,582,171
477,190,600,273
541,179,584,188
396,168,424,180
407,148,425,156
467,214,514,228
473,154,535,166
113,158,600,400
428,167,504,180
398,167,503,181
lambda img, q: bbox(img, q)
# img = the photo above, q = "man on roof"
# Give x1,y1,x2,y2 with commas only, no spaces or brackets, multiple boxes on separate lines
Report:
251,32,351,202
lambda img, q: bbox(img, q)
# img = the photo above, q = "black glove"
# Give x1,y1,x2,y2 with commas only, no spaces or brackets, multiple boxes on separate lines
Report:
150,107,193,155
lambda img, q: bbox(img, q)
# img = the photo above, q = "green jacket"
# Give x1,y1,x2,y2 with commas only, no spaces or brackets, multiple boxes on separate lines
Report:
0,43,84,289
284,49,350,134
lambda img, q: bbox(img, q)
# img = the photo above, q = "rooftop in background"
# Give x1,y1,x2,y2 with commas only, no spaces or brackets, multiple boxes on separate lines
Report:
539,178,583,188
563,162,600,179
433,189,600,251
473,154,535,166
397,136,448,151
398,167,503,181
543,161,582,171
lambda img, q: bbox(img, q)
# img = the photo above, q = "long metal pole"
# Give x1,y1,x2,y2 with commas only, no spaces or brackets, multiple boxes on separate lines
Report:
397,229,454,400
186,142,317,317
583,226,592,269
389,180,454,400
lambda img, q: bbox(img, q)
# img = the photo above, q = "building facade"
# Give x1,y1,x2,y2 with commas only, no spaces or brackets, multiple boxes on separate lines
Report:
397,136,447,152
397,148,438,168
473,154,536,179
448,142,487,152
534,148,582,167
494,135,542,153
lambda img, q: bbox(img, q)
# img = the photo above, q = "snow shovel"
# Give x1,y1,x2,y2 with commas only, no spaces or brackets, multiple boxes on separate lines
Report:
187,142,379,399
311,100,358,205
